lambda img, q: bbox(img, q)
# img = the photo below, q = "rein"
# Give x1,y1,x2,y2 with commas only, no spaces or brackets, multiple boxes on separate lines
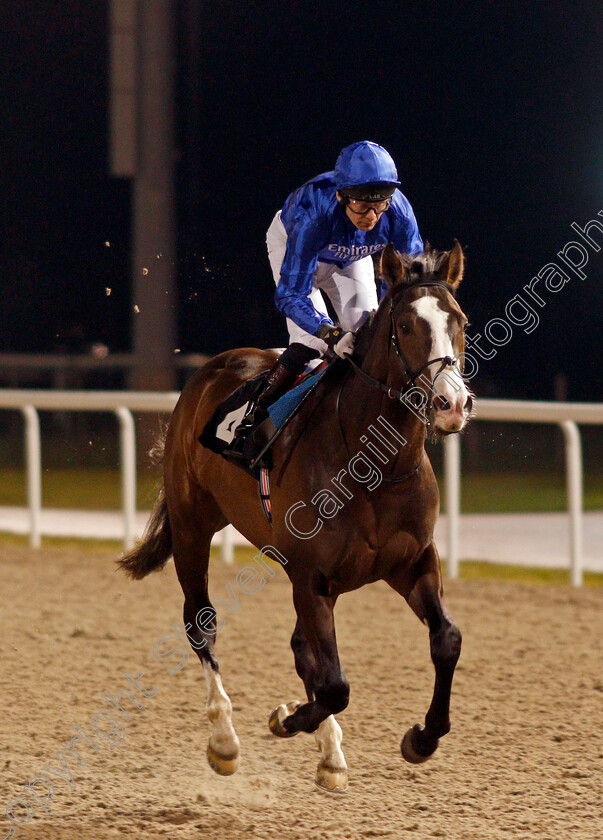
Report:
336,368,425,484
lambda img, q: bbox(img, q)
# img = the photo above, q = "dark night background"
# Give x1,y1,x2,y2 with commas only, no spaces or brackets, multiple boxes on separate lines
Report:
1,1,601,399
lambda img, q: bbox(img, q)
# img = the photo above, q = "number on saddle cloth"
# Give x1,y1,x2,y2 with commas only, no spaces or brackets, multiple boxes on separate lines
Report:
199,362,328,456
199,372,269,455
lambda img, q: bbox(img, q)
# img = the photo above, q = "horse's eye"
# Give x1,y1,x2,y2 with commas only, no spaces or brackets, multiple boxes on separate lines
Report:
399,322,410,335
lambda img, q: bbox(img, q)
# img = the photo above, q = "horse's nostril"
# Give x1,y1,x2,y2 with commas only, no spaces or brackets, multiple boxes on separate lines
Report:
464,395,474,413
433,395,450,412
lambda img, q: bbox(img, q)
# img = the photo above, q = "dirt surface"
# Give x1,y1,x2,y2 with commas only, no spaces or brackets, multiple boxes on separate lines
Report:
1,540,601,840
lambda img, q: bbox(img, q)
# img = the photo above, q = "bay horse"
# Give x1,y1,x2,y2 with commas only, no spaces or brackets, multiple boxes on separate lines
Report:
119,241,473,793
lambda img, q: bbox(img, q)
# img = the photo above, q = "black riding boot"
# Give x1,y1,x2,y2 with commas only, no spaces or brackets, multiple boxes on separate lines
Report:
260,344,320,406
248,343,320,427
225,343,319,464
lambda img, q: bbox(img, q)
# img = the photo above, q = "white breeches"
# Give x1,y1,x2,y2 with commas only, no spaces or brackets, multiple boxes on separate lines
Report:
266,211,379,354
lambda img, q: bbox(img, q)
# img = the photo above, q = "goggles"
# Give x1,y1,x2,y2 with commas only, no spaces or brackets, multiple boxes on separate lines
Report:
346,197,391,216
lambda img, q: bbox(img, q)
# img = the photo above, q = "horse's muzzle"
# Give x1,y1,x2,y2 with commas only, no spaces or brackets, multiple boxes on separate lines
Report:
432,393,473,433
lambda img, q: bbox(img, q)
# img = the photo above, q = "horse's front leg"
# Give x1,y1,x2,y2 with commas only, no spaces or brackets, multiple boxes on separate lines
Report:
269,587,349,791
277,618,348,792
314,715,347,792
387,542,462,763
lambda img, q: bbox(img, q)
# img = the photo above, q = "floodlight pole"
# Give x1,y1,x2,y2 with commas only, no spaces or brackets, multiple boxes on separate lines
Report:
110,0,177,390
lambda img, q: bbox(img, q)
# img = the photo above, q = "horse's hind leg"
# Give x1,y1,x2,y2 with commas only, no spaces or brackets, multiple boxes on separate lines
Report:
275,619,348,792
387,542,462,764
169,490,240,776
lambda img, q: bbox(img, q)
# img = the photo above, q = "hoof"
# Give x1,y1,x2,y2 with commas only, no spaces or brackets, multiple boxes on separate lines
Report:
401,724,438,765
315,761,348,794
268,701,302,738
206,743,240,776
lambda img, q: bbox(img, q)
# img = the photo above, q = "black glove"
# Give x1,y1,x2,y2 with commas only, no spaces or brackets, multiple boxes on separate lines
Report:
317,325,355,359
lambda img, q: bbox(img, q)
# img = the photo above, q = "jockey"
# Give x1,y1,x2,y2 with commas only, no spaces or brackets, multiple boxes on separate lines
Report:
262,141,423,403
227,141,423,456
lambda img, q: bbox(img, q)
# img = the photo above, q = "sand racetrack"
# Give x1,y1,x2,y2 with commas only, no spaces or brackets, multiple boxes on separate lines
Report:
0,540,601,840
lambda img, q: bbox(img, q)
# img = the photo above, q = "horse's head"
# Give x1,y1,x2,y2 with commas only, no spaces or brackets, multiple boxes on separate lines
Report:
379,241,474,435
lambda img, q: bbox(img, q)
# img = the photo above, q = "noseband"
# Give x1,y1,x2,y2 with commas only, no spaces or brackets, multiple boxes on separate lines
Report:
346,280,459,404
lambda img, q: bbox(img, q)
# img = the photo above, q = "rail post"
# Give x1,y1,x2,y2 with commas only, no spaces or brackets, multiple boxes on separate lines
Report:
221,524,234,565
444,433,461,578
560,421,583,587
116,407,137,551
22,406,42,549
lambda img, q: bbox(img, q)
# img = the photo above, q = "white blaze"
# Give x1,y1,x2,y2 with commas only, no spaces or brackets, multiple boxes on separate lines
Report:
411,295,468,421
412,296,453,361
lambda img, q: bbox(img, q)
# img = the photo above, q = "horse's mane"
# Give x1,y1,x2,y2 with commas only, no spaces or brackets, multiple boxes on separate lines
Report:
353,247,455,359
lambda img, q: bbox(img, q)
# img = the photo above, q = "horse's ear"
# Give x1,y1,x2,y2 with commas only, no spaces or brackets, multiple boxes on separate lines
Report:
380,243,405,287
438,239,464,289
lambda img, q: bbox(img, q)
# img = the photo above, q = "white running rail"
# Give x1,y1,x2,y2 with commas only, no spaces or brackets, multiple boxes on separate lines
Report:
0,391,601,584
0,390,178,553
444,400,603,587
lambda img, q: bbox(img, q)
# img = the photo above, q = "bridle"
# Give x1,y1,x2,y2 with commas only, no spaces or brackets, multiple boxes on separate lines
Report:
345,280,461,406
335,280,461,483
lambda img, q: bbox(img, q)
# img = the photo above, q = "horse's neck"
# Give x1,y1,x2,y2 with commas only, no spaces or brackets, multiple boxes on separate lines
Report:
337,314,426,470
340,375,426,469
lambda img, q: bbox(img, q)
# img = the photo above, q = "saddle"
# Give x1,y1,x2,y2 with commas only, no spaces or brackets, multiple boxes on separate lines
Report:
199,361,328,477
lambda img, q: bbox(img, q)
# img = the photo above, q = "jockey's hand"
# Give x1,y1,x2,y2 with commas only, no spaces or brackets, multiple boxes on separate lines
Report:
318,325,355,359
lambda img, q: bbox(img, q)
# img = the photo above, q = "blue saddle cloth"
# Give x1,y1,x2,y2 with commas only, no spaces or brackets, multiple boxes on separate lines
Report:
267,364,327,430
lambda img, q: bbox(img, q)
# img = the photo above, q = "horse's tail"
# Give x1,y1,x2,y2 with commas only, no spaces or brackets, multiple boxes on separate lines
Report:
118,429,172,579
117,486,172,579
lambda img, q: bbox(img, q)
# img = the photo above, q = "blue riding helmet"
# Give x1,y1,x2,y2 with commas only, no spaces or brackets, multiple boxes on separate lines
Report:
334,141,401,195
